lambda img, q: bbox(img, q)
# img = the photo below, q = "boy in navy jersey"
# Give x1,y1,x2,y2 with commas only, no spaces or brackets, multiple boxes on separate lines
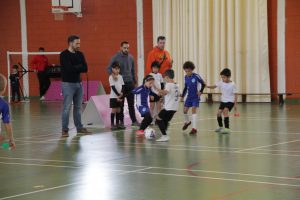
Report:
0,74,16,149
181,61,206,135
132,75,154,136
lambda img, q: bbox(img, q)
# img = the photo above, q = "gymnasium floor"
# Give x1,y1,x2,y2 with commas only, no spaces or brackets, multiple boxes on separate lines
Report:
0,101,300,200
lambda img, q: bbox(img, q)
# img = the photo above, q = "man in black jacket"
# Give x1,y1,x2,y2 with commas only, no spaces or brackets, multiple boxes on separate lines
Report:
60,35,91,137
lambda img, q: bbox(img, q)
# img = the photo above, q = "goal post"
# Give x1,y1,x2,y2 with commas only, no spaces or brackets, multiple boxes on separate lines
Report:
6,51,61,103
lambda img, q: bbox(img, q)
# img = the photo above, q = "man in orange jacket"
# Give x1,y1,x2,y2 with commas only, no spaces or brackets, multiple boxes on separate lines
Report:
146,36,173,75
31,47,50,100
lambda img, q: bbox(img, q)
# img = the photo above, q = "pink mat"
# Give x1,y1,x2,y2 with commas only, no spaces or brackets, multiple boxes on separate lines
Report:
82,95,142,128
44,81,101,101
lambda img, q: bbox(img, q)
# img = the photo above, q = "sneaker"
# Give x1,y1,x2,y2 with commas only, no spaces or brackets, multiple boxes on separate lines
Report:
62,130,69,137
189,128,197,135
182,121,191,130
132,121,141,127
215,127,223,133
111,125,118,131
117,124,126,130
77,128,92,135
40,96,45,101
136,130,144,136
156,135,170,142
221,128,231,134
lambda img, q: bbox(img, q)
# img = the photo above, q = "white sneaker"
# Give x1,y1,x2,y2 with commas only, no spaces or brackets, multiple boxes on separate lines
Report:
40,96,45,100
156,135,169,142
221,128,231,134
215,127,223,132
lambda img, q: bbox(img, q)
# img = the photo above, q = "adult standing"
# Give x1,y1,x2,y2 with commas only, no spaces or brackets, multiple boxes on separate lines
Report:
31,47,51,100
146,36,173,75
60,35,91,137
107,41,140,127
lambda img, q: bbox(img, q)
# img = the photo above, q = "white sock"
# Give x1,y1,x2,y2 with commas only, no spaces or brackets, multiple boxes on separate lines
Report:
192,114,197,129
184,114,189,123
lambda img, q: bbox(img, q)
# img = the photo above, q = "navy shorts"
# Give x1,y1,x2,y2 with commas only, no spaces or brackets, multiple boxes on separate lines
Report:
137,106,150,117
184,97,200,108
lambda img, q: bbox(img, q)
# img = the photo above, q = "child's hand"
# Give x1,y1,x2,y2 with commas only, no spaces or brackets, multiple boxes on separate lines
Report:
197,92,202,97
233,104,240,117
150,96,154,101
117,98,123,102
118,92,123,98
180,97,184,102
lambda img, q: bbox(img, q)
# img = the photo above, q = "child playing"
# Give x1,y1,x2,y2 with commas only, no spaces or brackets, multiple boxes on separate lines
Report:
206,68,238,134
155,69,179,142
0,73,16,149
149,61,164,122
181,61,206,135
109,61,126,130
9,65,21,103
132,75,155,136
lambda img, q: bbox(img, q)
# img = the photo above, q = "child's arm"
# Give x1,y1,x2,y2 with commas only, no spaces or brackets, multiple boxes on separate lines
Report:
206,85,217,89
4,123,15,149
132,86,143,94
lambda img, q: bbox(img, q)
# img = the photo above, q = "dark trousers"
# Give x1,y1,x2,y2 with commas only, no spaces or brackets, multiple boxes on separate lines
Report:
37,71,51,97
120,82,137,124
11,84,21,102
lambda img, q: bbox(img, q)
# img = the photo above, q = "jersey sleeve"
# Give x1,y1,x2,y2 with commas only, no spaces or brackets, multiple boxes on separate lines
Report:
132,86,143,94
215,81,222,88
109,76,114,86
1,103,10,124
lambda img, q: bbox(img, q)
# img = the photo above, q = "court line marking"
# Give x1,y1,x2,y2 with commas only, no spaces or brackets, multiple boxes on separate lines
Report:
0,166,299,200
236,139,300,152
0,160,299,181
10,140,300,157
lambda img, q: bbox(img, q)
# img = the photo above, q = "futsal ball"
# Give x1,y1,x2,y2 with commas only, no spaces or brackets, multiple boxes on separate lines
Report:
145,128,156,140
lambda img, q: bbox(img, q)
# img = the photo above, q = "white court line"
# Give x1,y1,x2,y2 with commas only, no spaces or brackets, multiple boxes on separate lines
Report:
135,171,300,187
0,166,299,200
10,139,300,157
236,139,300,152
0,159,299,181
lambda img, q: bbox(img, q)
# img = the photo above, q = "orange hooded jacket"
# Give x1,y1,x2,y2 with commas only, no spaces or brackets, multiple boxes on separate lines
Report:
145,46,172,75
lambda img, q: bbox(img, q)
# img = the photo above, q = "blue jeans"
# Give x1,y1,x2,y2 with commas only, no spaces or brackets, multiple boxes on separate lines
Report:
61,82,83,132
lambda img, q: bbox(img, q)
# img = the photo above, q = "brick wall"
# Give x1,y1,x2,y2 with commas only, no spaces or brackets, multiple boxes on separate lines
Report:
0,0,153,96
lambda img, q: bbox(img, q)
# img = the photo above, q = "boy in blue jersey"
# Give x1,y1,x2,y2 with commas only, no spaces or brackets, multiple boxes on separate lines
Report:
181,61,206,135
132,75,155,136
0,74,16,149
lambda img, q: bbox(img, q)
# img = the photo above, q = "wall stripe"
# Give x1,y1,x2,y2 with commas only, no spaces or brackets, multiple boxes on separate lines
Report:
136,0,144,84
277,0,286,94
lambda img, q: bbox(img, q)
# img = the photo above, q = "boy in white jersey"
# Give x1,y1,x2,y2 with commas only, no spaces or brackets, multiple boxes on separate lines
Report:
109,62,125,130
155,69,179,142
149,61,164,123
207,68,238,134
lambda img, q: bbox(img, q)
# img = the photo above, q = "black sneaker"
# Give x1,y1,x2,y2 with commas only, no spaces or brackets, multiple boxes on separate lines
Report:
182,121,191,130
111,125,118,131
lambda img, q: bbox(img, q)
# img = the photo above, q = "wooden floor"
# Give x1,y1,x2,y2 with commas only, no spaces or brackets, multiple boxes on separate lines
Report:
0,101,300,200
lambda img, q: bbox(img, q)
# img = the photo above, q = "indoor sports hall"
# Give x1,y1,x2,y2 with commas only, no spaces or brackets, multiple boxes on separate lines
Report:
0,0,299,200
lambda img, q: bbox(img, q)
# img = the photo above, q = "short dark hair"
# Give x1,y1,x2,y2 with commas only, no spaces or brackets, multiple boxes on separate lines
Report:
121,41,129,47
183,61,195,70
111,61,120,69
220,68,231,77
68,35,80,43
143,75,154,84
157,36,166,42
164,69,175,79
0,73,7,94
151,61,160,69
12,64,19,69
39,47,45,51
